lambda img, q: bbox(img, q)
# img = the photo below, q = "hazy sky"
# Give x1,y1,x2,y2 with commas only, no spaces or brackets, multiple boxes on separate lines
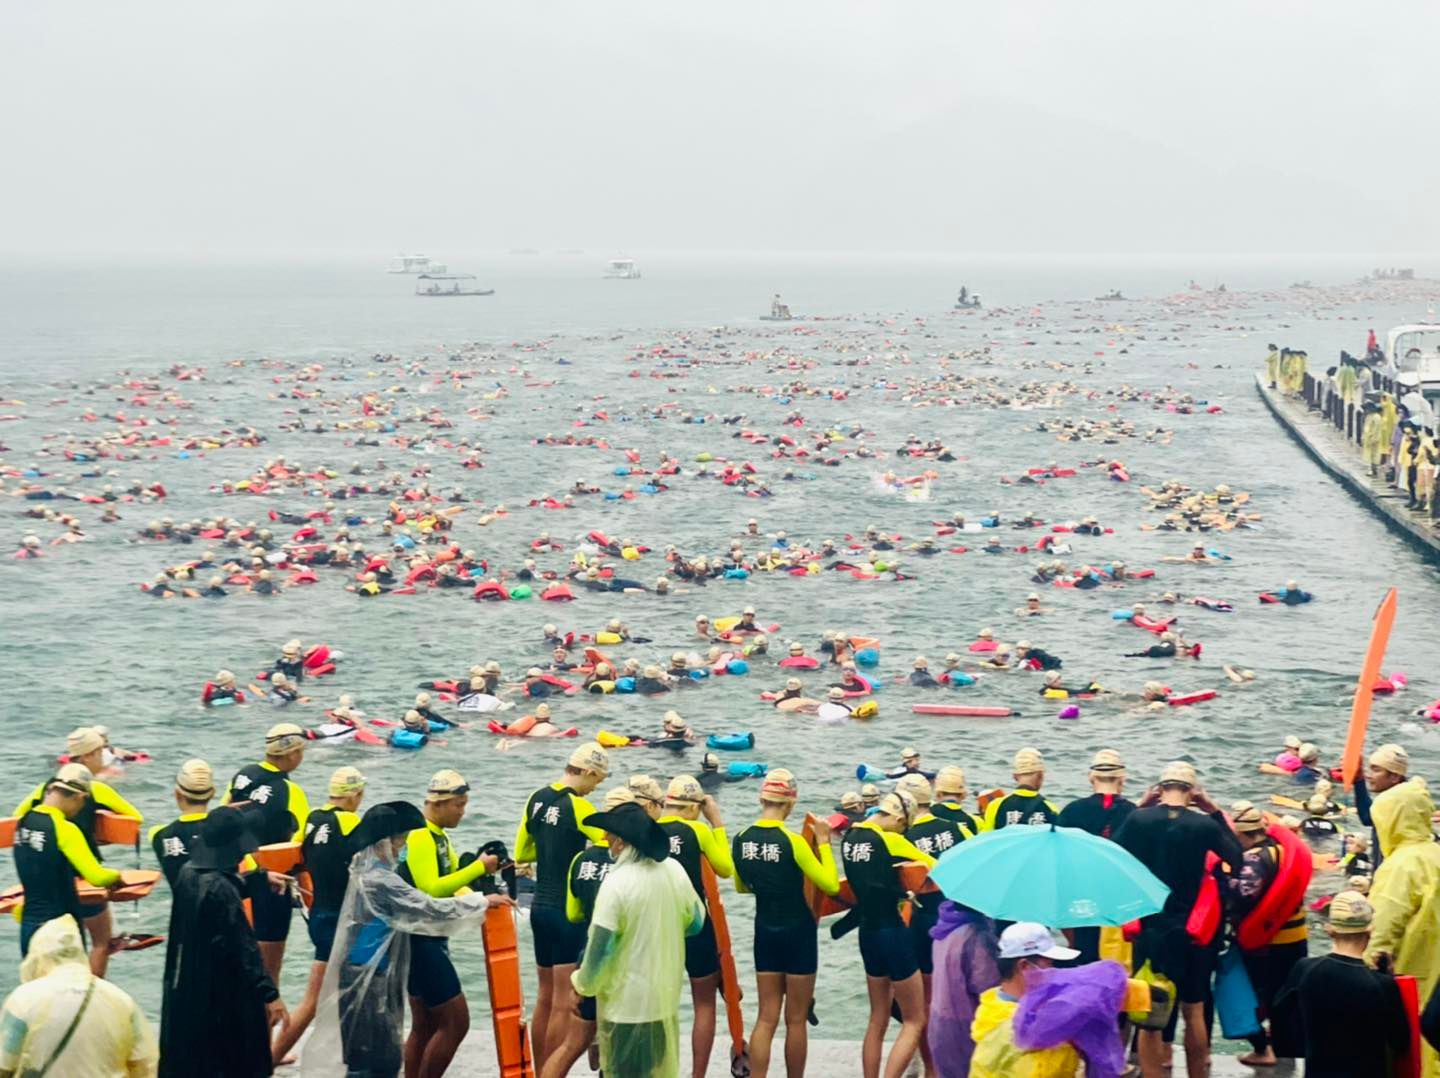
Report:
3,1,1437,257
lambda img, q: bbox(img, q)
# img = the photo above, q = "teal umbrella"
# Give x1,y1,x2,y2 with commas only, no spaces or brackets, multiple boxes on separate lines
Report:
929,824,1169,926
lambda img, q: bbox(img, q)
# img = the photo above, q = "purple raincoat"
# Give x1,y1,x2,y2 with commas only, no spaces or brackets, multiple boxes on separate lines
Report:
1012,959,1130,1078
927,901,1000,1078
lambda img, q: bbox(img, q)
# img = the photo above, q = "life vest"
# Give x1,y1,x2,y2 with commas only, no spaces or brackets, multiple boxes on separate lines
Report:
473,581,510,601
1237,825,1313,950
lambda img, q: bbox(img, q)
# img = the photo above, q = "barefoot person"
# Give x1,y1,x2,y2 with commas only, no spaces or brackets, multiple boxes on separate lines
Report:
399,769,500,1078
731,769,840,1078
515,744,610,1072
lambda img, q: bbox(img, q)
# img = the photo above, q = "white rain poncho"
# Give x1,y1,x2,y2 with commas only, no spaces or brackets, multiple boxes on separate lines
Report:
571,848,706,1078
0,915,158,1078
299,835,492,1077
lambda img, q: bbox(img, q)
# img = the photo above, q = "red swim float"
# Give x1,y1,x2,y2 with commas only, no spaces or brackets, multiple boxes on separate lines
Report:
1167,689,1217,707
1187,852,1222,945
1236,825,1313,950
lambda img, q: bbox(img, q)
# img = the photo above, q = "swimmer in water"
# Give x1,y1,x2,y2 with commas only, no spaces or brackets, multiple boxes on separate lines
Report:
909,657,940,688
1013,592,1051,617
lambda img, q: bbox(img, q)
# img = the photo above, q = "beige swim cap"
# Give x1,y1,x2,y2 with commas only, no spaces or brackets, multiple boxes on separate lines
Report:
666,775,705,804
1012,747,1044,776
1328,890,1374,934
1369,743,1409,775
175,759,216,800
627,774,664,805
568,743,611,777
426,769,469,802
66,727,104,758
934,766,967,796
1159,760,1197,787
895,773,933,805
265,722,306,756
330,766,367,797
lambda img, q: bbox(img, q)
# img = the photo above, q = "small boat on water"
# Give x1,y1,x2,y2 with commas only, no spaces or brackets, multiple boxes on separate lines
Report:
759,294,793,321
415,273,494,297
1095,289,1126,301
954,286,982,310
388,254,446,275
604,258,641,280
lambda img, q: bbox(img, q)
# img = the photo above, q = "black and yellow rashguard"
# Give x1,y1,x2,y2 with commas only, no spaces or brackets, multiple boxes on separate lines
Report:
14,804,122,953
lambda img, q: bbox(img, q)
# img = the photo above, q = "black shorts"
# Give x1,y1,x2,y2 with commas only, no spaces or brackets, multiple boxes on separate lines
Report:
407,936,462,1008
684,918,719,980
859,924,918,982
753,922,818,976
308,909,339,962
530,903,586,969
1134,923,1215,1006
577,993,597,1022
909,913,936,976
251,884,292,943
76,902,107,921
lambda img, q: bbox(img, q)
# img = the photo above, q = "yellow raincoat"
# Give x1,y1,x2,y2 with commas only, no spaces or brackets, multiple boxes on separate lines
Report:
970,987,1079,1078
1366,780,1440,1078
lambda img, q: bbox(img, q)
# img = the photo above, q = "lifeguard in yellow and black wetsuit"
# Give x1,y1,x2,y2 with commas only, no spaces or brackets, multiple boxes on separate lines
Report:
224,722,311,984
840,789,939,1078
929,765,984,836
15,726,140,976
150,758,220,888
658,774,736,1078
982,747,1059,830
13,764,121,962
731,769,840,1077
398,768,498,1077
514,743,609,1072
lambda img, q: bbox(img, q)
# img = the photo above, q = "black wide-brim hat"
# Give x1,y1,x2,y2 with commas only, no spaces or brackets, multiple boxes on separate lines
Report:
585,802,671,861
350,800,427,854
191,803,265,869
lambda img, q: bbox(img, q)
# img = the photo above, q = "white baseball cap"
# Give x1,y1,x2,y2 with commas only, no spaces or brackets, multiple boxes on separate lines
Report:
997,922,1079,961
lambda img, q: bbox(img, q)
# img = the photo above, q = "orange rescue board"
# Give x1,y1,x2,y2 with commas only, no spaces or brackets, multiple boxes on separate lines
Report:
1342,587,1398,789
253,842,304,874
701,860,748,1074
96,811,141,846
812,859,935,920
482,903,534,1078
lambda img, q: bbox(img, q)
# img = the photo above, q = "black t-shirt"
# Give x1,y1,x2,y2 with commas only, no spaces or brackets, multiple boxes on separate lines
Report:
522,784,591,909
1113,804,1243,918
228,763,300,845
1272,954,1409,1077
1057,793,1137,840
14,810,81,926
151,815,208,888
566,846,613,926
302,807,354,913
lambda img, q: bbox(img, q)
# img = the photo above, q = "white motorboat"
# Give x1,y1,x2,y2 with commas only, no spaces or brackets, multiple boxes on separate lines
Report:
415,273,494,297
603,258,641,279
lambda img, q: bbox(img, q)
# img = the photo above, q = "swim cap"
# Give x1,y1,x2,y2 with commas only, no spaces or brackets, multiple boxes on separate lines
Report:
484,660,501,674
415,692,432,708
282,639,302,656
66,727,104,758
760,768,798,804
827,687,846,700
666,775,705,804
934,766,967,796
978,628,994,640
535,703,552,720
51,763,93,797
1016,640,1032,652
568,743,611,777
1043,671,1063,686
840,791,863,810
602,786,637,811
1230,801,1265,832
402,710,427,732
1027,593,1040,602
1089,749,1125,775
860,783,880,801
543,623,557,635
1369,743,1408,775
644,665,664,679
945,653,961,664
1328,890,1374,934
1283,735,1302,750
175,759,215,800
662,710,686,732
1012,747,1044,776
527,667,543,678
788,641,805,654
426,769,470,802
877,791,915,825
265,723,306,756
785,677,802,691
607,618,622,631
1298,743,1320,763
743,606,756,616
901,746,920,761
627,775,664,806
216,670,236,685
1159,760,1197,788
912,657,928,669
894,773,933,805
330,766,367,797
701,752,720,771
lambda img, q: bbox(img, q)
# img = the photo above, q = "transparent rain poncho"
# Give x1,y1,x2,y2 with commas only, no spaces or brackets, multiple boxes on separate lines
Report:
299,835,491,1077
570,848,706,1078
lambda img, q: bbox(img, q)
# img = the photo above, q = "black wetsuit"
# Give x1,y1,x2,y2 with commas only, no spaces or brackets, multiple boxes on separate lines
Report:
1273,954,1408,1077
151,814,209,888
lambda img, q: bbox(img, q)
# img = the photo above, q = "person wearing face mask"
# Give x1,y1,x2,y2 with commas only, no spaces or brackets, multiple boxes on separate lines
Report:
969,922,1083,1077
298,800,510,1078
